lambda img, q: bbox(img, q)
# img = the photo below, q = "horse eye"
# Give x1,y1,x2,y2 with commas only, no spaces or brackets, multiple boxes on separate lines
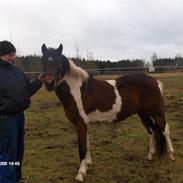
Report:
48,57,54,62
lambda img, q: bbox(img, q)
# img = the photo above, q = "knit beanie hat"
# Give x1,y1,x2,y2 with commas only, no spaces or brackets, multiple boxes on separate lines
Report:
0,40,16,56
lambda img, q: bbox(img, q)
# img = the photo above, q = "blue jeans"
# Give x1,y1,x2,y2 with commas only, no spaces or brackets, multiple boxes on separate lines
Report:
0,113,25,183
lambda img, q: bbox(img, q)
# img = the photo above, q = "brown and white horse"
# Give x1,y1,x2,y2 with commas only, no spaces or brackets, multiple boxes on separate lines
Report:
41,44,174,182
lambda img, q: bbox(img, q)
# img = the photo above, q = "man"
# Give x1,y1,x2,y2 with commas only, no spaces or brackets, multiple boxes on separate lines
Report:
0,40,44,183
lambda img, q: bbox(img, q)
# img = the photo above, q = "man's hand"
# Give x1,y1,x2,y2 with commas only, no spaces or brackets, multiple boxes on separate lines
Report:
38,73,45,83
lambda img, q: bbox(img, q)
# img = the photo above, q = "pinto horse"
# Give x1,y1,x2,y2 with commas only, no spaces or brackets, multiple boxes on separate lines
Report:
41,44,175,182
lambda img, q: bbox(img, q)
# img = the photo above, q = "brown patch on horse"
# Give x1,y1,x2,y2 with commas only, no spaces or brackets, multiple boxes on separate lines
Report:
115,74,162,121
80,76,116,114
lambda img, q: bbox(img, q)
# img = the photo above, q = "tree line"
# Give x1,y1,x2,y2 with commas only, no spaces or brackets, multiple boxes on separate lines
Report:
15,53,183,73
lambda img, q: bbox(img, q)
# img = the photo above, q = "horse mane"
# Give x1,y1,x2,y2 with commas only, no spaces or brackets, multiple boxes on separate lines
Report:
65,59,89,81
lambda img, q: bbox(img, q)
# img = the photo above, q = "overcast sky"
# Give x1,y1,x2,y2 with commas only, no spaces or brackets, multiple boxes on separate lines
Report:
1,0,183,61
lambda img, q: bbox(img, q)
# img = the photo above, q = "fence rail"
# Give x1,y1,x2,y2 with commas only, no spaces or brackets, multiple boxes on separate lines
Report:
25,65,183,78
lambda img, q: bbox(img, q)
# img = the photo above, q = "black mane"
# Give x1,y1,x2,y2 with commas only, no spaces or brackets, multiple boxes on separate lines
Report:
58,54,70,78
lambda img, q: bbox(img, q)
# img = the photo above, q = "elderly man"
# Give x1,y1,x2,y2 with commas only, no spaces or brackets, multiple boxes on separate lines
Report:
0,40,44,183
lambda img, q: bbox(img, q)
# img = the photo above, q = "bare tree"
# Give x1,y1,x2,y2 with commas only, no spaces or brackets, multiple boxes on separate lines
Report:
75,44,81,59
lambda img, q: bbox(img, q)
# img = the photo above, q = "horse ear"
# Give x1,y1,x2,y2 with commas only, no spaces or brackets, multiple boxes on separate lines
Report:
57,44,63,54
41,44,48,54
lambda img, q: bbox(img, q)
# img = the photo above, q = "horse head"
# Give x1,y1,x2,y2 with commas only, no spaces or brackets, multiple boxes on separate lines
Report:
41,44,70,91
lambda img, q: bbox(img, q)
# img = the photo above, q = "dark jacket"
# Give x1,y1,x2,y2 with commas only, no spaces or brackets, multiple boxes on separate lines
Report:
0,59,42,114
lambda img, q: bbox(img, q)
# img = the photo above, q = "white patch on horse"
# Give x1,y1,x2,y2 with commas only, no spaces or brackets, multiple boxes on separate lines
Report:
75,159,88,182
59,60,90,124
48,57,53,62
88,80,122,123
163,124,174,156
157,80,164,95
147,128,156,160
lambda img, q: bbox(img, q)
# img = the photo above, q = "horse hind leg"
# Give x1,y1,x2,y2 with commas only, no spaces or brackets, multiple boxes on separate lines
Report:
147,127,156,161
152,114,175,160
74,121,92,182
138,112,156,161
163,123,175,160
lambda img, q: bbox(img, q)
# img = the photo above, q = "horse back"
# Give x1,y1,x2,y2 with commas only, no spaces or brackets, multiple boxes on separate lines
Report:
116,74,163,116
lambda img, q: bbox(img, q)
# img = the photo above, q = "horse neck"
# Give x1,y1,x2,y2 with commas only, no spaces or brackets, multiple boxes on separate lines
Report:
62,60,89,89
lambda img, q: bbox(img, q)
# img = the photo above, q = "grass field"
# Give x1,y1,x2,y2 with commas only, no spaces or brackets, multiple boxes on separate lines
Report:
23,73,183,183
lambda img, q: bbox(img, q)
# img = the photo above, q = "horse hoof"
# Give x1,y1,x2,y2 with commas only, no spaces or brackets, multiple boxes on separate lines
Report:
75,173,84,182
168,153,175,161
146,153,154,161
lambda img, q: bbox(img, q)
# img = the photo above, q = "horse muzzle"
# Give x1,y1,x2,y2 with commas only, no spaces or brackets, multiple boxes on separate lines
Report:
44,72,55,83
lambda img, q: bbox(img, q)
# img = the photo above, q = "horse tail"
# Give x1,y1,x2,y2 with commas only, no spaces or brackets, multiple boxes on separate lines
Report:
154,123,166,156
154,80,166,156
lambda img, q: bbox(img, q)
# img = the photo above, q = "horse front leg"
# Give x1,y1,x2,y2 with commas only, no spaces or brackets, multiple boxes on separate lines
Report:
74,121,91,182
138,112,156,160
85,131,92,165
